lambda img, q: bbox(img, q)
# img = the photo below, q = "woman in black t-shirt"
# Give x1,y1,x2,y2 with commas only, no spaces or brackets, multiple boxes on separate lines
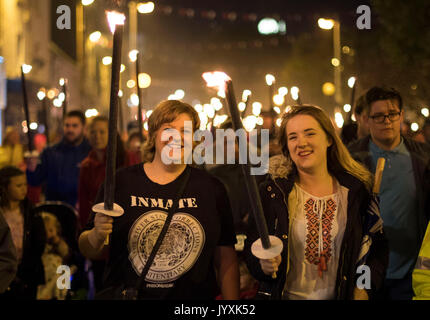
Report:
79,100,239,299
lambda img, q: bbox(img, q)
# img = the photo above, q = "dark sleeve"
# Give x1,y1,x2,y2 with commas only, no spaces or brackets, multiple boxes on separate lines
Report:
32,213,46,259
78,164,91,230
213,177,236,246
361,191,389,299
244,181,278,283
0,214,17,293
81,183,104,234
29,211,46,286
26,149,49,186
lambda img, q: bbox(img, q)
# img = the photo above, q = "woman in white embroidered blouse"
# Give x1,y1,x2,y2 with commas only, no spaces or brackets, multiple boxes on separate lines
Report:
257,105,374,300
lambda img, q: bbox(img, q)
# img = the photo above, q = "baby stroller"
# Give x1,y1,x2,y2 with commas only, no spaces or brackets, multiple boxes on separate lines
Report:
33,201,89,300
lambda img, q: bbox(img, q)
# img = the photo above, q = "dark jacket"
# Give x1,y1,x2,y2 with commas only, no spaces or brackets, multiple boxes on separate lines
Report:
244,155,388,300
27,138,91,207
348,136,430,242
0,214,17,293
0,198,46,299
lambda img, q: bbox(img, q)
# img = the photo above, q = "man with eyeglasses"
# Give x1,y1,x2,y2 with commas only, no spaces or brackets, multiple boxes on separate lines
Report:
348,86,430,300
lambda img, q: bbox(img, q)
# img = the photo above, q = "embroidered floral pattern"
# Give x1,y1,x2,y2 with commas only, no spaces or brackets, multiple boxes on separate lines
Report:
304,198,336,265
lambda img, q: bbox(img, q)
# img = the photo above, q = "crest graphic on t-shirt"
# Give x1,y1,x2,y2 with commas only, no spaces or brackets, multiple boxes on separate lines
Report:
128,210,205,283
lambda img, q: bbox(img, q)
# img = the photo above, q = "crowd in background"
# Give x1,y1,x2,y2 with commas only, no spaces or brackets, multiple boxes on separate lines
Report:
0,85,429,300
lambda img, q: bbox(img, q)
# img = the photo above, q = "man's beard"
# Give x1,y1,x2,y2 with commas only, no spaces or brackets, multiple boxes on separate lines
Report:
65,133,83,145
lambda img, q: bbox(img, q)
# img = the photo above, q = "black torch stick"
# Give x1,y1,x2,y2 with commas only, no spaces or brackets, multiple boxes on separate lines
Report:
42,96,50,146
104,22,123,211
241,94,251,118
135,52,143,140
224,80,271,249
118,92,124,136
21,66,34,152
349,80,357,123
61,79,68,120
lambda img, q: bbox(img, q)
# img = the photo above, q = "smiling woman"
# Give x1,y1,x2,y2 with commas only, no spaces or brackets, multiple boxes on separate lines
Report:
244,105,389,300
78,99,240,300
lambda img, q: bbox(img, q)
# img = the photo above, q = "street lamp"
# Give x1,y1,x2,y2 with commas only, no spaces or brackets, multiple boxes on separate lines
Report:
318,17,343,105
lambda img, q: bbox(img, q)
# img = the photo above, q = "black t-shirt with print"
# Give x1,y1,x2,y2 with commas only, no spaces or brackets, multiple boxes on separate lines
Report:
84,164,236,299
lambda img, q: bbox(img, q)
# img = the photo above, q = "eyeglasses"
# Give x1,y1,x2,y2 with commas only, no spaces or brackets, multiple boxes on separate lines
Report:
369,112,401,124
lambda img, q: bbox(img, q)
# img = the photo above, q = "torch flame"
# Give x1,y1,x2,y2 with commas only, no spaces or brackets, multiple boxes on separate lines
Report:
106,11,126,34
202,71,231,93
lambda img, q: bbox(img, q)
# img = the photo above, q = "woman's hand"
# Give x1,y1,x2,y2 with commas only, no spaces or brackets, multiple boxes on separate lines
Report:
259,255,282,276
88,213,113,249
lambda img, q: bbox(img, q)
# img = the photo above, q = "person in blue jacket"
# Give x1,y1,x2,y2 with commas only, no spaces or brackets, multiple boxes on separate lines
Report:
26,110,91,207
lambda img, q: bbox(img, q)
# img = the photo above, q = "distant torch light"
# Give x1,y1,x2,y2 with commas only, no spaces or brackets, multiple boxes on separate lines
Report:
335,112,344,128
59,78,65,86
138,73,151,88
343,104,352,113
322,82,335,96
276,118,282,127
194,104,203,113
22,64,32,74
127,80,136,88
175,89,185,99
265,74,275,86
273,94,284,106
29,122,38,130
252,102,262,116
242,89,251,101
351,114,357,122
331,58,340,67
37,90,46,101
89,31,102,43
421,107,429,118
58,92,65,102
53,98,62,107
258,18,279,35
82,0,94,6
217,89,226,99
291,86,299,100
273,106,281,114
411,122,419,132
118,90,123,97
278,86,288,96
318,18,334,30
129,49,139,62
102,56,112,65
120,64,126,73
137,2,155,14
47,90,56,100
348,77,356,88
238,102,246,112
130,93,139,106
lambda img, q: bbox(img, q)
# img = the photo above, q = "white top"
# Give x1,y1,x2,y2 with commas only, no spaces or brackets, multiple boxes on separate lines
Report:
283,181,348,300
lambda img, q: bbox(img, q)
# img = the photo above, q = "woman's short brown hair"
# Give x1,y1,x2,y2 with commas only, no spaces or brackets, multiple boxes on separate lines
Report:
142,100,200,163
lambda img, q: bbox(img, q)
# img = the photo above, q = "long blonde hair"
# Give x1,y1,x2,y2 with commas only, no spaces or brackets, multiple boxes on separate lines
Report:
142,100,200,163
278,105,373,190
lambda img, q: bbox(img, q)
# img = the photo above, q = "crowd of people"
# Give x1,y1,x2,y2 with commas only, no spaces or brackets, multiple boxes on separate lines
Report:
0,86,429,300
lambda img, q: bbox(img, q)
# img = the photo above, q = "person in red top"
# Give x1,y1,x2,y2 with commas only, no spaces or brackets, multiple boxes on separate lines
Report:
125,130,145,166
78,116,126,230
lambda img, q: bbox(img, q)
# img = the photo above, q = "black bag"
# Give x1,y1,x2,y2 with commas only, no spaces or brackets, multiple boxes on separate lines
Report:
95,167,191,300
